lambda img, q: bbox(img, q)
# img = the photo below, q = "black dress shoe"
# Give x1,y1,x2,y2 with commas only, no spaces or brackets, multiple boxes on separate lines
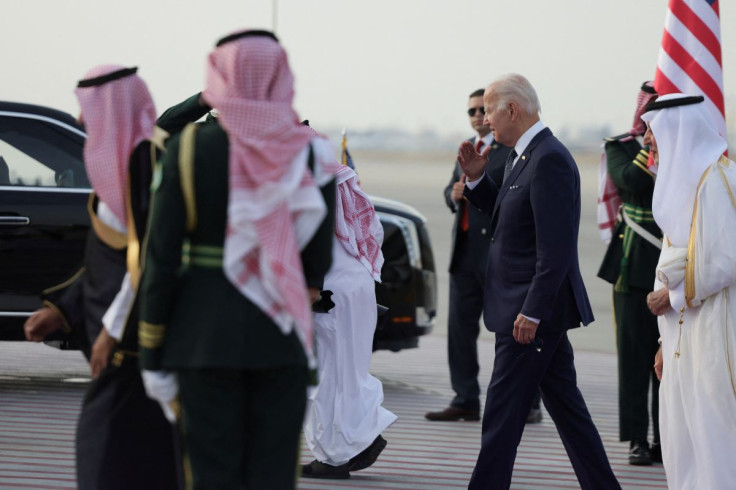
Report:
301,460,350,479
348,435,387,472
629,440,653,466
650,442,662,463
425,406,480,421
525,408,543,424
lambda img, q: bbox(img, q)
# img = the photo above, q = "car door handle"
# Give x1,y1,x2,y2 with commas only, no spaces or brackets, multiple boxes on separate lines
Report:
0,216,30,226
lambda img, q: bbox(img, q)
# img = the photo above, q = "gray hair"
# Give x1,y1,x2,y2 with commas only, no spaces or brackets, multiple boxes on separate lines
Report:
488,73,541,116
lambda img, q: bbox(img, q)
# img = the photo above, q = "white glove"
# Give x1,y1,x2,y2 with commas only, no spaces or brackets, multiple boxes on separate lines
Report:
141,370,179,423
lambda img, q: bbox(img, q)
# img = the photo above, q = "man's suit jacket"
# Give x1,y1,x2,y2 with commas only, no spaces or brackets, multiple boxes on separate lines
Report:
465,127,594,335
443,138,511,273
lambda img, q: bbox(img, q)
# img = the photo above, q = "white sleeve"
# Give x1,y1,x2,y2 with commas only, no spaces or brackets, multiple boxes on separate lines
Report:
97,201,126,234
521,314,540,324
102,272,134,341
668,282,686,312
465,172,486,190
96,199,131,341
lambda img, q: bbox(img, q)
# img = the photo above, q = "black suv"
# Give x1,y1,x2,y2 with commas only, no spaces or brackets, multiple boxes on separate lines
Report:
0,101,436,351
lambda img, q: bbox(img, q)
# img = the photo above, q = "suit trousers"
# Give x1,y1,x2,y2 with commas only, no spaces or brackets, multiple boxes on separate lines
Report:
448,238,484,411
468,332,620,490
178,365,308,490
614,288,660,443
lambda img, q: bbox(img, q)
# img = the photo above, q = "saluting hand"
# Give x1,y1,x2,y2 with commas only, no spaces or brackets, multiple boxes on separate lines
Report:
452,174,467,203
457,141,489,181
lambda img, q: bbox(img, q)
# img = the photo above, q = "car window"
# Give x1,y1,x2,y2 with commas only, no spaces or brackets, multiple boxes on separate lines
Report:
0,115,89,189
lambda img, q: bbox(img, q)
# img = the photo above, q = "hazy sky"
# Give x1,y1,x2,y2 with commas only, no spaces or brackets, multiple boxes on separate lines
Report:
2,1,734,138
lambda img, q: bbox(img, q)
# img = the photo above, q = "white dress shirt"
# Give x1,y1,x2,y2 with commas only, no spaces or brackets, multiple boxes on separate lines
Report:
476,132,495,150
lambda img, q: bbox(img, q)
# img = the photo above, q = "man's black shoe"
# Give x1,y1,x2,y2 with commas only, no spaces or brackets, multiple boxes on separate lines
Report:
425,406,480,421
650,441,662,463
629,440,653,466
347,435,387,472
301,460,350,479
525,408,543,424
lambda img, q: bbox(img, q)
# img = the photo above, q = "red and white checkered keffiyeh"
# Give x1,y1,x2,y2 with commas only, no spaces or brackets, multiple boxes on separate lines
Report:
75,65,156,225
596,151,622,244
202,32,337,360
335,165,384,282
597,82,658,243
630,81,658,137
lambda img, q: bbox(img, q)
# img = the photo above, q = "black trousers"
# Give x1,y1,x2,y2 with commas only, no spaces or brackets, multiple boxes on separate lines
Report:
448,240,485,411
448,242,540,413
614,288,660,443
178,365,308,490
76,354,179,490
468,332,620,490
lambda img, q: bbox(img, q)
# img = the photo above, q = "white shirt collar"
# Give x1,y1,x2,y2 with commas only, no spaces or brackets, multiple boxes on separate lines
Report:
512,120,546,163
475,132,494,148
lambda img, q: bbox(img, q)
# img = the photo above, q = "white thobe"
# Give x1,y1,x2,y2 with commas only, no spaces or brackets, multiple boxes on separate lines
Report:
303,237,397,466
655,158,736,489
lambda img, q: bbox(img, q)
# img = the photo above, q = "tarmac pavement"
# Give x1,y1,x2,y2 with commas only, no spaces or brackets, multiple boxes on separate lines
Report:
298,334,667,488
0,335,667,488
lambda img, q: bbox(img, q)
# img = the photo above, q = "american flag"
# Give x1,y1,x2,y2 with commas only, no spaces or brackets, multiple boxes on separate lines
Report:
654,0,727,139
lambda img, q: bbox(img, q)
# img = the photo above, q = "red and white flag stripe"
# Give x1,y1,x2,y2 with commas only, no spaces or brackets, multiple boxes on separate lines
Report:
654,0,727,139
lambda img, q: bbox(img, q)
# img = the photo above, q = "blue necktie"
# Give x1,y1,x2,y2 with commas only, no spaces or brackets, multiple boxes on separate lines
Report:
503,149,517,183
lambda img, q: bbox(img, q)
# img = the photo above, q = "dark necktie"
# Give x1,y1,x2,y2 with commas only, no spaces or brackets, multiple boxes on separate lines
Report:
503,149,517,183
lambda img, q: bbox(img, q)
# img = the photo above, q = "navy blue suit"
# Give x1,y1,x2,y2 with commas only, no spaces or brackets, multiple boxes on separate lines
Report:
464,127,619,489
443,137,511,411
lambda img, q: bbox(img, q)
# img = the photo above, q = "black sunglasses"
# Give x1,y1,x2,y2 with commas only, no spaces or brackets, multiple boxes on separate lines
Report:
467,107,485,117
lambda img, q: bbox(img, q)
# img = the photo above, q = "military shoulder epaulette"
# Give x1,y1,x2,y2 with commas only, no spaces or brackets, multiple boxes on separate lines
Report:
604,132,632,142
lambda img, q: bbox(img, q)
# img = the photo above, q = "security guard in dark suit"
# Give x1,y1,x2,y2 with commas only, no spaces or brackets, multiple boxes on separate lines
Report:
426,89,516,421
597,81,662,466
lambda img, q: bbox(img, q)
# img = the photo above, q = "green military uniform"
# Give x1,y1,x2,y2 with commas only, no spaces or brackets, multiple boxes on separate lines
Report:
597,134,661,445
156,92,212,136
138,121,335,489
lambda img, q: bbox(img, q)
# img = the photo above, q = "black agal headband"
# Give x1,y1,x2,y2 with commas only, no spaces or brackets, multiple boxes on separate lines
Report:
77,67,138,88
644,95,705,113
640,82,657,95
216,30,279,47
